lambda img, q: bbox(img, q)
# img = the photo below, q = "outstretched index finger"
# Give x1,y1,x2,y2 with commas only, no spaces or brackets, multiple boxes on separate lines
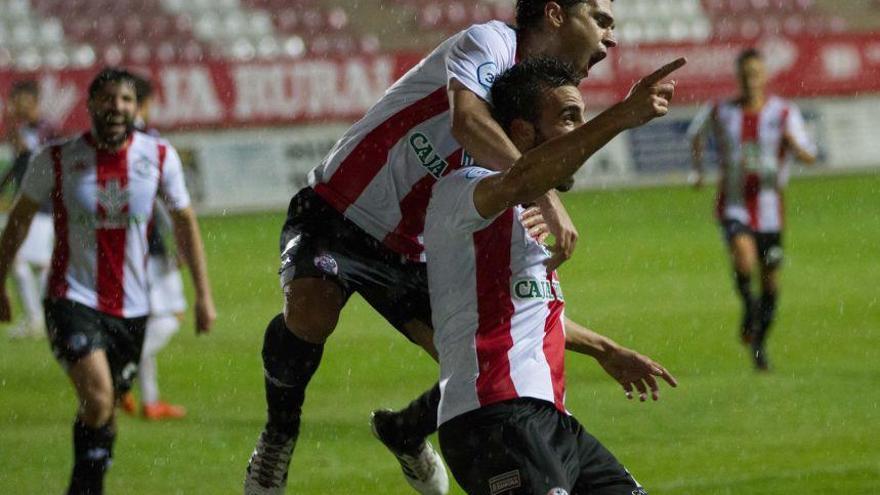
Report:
642,57,687,86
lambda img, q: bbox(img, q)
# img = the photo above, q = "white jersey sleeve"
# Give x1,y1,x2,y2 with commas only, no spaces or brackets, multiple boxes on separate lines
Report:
19,146,54,205
158,145,191,211
446,22,516,102
785,105,816,157
686,102,715,140
431,167,501,234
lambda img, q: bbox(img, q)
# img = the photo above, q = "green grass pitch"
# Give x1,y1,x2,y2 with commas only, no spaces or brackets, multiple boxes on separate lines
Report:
1,173,878,494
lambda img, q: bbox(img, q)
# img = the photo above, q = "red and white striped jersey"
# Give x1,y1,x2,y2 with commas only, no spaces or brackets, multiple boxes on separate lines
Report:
426,168,566,426
20,131,191,318
687,96,814,232
310,21,517,261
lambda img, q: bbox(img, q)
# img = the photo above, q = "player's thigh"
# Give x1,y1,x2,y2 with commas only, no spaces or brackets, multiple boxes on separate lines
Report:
571,424,647,495
67,350,115,425
729,233,758,274
356,260,433,349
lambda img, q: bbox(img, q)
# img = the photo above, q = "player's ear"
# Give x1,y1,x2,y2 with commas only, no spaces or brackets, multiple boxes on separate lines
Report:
546,2,565,29
509,118,536,152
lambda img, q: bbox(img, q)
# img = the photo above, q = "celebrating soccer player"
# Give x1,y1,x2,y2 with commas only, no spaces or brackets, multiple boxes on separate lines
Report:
427,55,683,495
688,48,817,370
0,68,216,495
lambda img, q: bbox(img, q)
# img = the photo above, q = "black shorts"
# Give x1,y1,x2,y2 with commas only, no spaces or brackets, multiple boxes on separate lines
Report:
45,298,147,395
720,219,784,269
277,187,432,336
439,399,646,495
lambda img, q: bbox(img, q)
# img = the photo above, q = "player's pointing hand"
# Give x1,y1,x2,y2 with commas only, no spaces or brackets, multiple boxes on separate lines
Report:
617,57,687,128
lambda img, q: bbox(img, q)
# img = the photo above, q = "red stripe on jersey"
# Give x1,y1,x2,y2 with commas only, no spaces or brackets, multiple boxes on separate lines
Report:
543,272,566,412
313,87,450,214
48,146,69,299
95,147,129,316
473,210,517,406
741,111,760,229
383,148,463,259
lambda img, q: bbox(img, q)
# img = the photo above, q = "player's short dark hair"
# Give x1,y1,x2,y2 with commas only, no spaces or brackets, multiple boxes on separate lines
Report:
490,56,581,133
132,74,153,102
516,0,608,30
87,67,140,101
10,80,39,98
736,48,763,69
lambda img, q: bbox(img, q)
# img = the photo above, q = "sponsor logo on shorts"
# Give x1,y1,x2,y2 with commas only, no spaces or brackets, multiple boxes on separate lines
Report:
477,61,499,89
313,254,339,276
512,278,564,302
488,470,521,495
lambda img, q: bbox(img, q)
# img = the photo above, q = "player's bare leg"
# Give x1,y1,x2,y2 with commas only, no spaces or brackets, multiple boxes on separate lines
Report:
729,233,759,344
370,319,448,495
67,351,117,495
244,277,343,495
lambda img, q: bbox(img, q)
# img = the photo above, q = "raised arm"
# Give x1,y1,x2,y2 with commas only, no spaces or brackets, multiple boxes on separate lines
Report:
565,317,677,402
473,58,687,219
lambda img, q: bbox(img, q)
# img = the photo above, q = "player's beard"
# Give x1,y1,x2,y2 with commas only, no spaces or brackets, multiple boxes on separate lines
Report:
95,116,135,147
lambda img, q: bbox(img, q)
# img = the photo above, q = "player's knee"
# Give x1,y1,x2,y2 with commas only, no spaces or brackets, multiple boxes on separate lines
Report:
80,390,115,426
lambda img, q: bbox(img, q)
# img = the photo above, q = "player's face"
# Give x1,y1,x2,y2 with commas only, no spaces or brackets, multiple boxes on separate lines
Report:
88,81,137,147
533,85,586,145
10,92,39,122
556,0,617,78
738,56,767,96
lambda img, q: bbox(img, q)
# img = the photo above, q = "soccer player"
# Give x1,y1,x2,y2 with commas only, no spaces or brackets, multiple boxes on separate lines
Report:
0,67,216,494
1,80,58,339
428,56,684,495
244,2,617,494
118,75,190,420
688,48,816,370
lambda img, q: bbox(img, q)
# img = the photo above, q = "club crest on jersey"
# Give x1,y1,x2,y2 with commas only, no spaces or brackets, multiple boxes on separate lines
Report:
408,132,448,179
512,278,564,301
97,179,130,228
313,254,339,276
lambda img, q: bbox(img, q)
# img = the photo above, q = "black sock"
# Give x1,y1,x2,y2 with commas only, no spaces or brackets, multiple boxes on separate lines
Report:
68,419,115,495
381,383,440,453
262,313,324,441
734,272,756,334
754,291,778,348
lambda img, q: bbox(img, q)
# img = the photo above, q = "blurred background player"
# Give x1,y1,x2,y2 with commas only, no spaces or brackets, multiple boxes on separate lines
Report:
0,67,216,495
1,80,58,339
688,48,817,371
119,75,189,420
243,2,617,494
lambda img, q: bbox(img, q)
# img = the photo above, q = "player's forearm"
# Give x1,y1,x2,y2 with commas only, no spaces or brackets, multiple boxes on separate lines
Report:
451,102,521,172
499,104,629,206
172,208,212,300
0,196,39,281
563,317,621,359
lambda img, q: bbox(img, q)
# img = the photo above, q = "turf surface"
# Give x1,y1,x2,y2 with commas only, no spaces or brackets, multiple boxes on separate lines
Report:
1,173,878,494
